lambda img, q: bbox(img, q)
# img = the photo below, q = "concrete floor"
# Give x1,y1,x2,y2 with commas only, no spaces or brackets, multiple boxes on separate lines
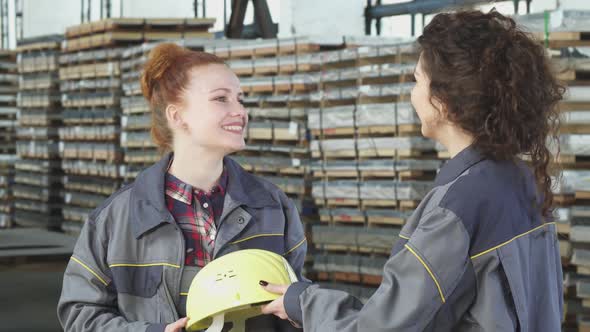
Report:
0,262,67,332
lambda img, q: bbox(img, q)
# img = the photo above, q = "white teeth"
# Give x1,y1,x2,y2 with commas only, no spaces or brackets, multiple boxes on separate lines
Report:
223,126,243,131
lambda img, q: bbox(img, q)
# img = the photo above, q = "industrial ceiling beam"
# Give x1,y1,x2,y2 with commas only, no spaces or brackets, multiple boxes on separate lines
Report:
226,0,276,39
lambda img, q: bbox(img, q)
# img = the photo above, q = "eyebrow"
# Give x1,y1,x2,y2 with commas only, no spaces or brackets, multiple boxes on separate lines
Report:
209,88,244,95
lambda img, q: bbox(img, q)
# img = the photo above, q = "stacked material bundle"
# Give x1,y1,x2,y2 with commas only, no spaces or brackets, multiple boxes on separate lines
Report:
309,41,439,292
14,36,63,229
516,10,590,330
58,37,126,233
0,50,17,228
63,18,216,52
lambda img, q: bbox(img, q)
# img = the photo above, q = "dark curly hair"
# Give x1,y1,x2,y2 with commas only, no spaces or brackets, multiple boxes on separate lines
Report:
418,10,565,217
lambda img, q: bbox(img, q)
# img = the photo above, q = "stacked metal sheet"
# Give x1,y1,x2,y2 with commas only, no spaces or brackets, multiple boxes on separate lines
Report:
58,44,125,234
516,10,590,330
14,36,63,229
0,50,17,228
63,18,216,52
307,41,440,293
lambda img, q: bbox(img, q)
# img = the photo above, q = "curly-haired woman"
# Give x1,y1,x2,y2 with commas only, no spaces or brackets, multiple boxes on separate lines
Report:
262,10,565,331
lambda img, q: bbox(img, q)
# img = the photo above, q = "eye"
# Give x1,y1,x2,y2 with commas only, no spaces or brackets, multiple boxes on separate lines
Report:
214,96,228,102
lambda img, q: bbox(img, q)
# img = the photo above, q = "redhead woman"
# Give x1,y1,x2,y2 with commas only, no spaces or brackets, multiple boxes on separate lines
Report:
58,43,307,332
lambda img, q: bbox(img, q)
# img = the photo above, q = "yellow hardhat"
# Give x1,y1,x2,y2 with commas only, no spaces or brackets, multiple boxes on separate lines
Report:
186,249,298,332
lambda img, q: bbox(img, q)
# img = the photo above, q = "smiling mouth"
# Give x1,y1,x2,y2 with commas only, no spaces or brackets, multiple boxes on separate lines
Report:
222,125,244,133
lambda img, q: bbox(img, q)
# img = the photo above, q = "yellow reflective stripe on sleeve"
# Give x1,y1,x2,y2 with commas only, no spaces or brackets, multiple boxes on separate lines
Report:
180,292,188,296
109,263,181,268
399,234,410,240
470,222,556,260
229,233,284,245
71,256,108,286
404,244,446,303
284,237,306,256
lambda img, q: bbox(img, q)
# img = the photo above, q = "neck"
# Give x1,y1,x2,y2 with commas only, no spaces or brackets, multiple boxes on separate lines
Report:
437,124,474,159
169,144,224,192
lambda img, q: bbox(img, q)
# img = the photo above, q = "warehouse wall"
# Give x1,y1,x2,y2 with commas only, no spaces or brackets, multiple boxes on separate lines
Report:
14,0,590,45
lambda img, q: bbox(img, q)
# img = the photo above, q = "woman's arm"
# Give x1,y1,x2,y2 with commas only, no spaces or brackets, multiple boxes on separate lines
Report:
57,216,168,332
266,206,475,332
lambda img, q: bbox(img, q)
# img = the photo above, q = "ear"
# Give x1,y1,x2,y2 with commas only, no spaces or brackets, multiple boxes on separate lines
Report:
165,104,187,131
429,96,448,122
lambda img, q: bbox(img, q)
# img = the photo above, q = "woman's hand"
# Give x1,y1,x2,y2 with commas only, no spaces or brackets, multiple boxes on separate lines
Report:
165,317,188,332
260,281,301,328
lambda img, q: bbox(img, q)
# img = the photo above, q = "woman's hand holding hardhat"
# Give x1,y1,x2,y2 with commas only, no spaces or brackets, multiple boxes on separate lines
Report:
260,282,301,328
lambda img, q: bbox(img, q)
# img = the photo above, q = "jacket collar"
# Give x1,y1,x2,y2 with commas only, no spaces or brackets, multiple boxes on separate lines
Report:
434,145,486,187
129,153,278,238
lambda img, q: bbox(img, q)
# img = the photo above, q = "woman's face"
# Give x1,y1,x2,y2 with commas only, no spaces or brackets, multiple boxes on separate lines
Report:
411,54,445,140
173,64,248,155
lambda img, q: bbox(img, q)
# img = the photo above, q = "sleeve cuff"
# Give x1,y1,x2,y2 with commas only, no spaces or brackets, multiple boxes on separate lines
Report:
284,281,312,326
146,323,166,332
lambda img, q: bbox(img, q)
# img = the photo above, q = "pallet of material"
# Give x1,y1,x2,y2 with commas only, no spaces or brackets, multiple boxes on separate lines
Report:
61,160,121,178
308,102,420,137
312,179,432,203
60,77,120,91
319,207,412,226
309,83,414,105
14,159,60,173
320,42,418,68
59,142,122,162
121,96,150,114
231,155,308,175
59,48,123,65
16,92,59,108
59,62,120,80
553,57,590,82
58,125,119,141
227,53,321,76
19,74,59,90
242,144,309,156
122,114,150,130
13,210,61,228
12,184,55,202
61,206,92,223
260,176,306,195
562,86,590,111
556,207,573,235
13,200,61,214
64,191,109,209
62,108,119,125
240,73,319,94
14,172,61,187
16,141,59,159
63,175,120,196
314,253,388,276
245,120,306,142
561,170,590,193
18,109,61,126
248,107,308,120
16,127,58,140
311,159,440,180
310,136,435,159
66,18,216,39
120,131,157,148
312,224,399,254
123,149,160,164
206,36,344,59
17,53,60,73
561,111,590,135
320,63,415,87
62,91,120,107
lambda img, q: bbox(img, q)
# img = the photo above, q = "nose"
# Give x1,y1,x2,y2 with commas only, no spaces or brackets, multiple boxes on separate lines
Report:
230,101,248,119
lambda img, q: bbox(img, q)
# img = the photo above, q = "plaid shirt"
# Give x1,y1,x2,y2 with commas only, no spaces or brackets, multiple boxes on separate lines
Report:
165,169,228,267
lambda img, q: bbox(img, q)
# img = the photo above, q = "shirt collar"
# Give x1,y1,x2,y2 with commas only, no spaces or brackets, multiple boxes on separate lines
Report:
434,145,486,187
